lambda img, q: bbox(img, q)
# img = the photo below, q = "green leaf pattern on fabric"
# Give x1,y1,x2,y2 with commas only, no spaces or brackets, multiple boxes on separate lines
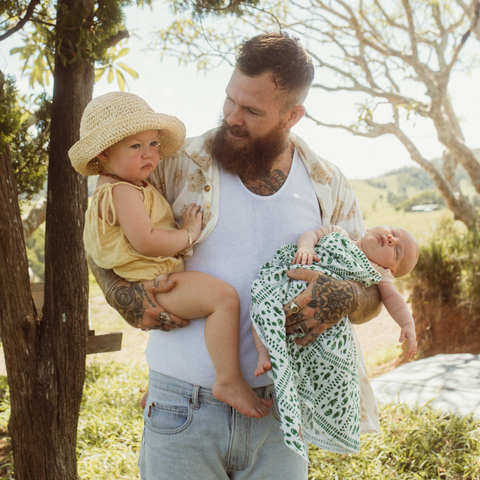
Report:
250,232,381,460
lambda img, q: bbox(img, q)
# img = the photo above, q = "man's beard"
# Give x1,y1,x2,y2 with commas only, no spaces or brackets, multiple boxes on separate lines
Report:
206,118,288,181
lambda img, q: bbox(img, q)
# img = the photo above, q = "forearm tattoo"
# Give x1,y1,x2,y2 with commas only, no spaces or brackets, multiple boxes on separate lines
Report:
88,256,146,328
307,275,356,325
244,169,287,196
110,283,152,328
349,283,382,325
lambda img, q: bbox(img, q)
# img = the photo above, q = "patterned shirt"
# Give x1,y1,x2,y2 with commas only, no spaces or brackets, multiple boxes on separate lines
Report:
148,129,366,253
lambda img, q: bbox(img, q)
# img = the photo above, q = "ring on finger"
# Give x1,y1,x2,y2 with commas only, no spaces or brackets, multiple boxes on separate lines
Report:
290,301,300,314
295,323,308,334
158,311,173,324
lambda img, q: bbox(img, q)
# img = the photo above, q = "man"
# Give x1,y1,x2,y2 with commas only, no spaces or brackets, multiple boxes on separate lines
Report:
89,32,381,479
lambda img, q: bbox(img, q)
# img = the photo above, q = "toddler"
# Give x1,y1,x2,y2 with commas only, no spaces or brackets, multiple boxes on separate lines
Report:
250,224,419,459
69,92,272,418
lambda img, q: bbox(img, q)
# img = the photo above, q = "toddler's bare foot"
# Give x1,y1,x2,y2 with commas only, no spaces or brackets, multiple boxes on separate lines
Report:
255,352,272,377
212,377,273,418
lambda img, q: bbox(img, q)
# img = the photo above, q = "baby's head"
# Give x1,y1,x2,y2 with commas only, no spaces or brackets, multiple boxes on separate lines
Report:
358,226,419,277
69,92,186,177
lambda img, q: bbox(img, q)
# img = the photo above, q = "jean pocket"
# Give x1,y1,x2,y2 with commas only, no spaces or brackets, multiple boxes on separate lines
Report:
271,397,282,422
144,388,193,434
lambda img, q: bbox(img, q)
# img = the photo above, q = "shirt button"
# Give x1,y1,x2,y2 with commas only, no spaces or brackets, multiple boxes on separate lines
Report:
204,185,211,192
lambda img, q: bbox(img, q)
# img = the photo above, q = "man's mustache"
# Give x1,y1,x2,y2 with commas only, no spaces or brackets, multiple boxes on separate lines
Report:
228,124,250,138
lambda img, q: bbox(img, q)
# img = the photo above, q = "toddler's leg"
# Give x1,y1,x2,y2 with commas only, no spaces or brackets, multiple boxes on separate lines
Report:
155,272,273,418
252,327,272,377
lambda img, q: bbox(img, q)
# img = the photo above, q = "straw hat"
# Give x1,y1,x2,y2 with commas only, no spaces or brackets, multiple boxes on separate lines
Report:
69,92,186,176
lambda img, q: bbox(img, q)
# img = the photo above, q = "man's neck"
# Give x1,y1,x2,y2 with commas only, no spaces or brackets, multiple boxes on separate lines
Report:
242,138,295,196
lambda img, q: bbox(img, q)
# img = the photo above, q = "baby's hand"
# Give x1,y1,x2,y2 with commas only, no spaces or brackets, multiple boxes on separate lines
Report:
399,323,417,357
182,204,202,242
292,246,320,266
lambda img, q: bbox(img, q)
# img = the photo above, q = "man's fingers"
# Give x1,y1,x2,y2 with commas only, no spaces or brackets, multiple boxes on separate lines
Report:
153,274,176,293
294,324,330,346
287,267,319,282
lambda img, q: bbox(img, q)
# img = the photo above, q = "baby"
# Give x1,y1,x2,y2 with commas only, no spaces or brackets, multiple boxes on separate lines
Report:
249,224,419,459
69,92,272,418
254,224,419,377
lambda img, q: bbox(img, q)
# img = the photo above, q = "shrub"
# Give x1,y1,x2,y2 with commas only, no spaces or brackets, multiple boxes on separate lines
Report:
405,216,480,358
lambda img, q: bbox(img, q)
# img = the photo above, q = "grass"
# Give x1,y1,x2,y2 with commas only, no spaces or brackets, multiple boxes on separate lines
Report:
365,343,404,378
308,405,480,479
0,362,478,479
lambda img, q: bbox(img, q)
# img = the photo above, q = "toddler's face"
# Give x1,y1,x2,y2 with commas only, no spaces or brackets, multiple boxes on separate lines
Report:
97,130,160,182
358,226,418,277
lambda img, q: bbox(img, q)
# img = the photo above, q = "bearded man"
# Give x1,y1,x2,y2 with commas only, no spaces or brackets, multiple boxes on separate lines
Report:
89,32,382,479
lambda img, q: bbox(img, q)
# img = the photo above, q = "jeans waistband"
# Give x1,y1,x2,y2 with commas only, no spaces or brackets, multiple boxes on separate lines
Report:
148,369,275,402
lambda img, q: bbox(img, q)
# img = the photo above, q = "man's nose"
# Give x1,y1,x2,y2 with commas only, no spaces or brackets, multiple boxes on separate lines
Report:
225,107,245,127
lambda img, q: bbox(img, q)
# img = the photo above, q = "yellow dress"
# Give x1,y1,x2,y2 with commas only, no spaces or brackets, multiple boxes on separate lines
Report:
84,181,184,282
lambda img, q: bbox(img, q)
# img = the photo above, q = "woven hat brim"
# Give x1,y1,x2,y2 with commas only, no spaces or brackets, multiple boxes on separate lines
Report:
69,112,186,176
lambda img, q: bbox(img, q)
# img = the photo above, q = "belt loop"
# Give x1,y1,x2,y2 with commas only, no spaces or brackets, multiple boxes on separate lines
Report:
190,385,200,409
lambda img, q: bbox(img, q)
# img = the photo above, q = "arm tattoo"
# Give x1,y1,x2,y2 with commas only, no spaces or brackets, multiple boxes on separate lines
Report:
349,283,382,325
243,169,287,196
110,283,147,328
307,275,355,325
88,256,146,328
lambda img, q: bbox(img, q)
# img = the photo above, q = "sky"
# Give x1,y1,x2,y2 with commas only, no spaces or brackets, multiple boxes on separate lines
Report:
1,2,480,180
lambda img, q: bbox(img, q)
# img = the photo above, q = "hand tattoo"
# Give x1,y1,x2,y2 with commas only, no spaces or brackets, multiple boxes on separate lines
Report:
307,276,355,325
286,311,305,326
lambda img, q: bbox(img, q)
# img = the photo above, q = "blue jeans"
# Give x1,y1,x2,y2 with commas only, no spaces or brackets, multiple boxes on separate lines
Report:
139,370,308,479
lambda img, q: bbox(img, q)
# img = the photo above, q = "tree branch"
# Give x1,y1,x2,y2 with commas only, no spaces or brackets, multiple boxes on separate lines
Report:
0,0,41,42
105,30,130,48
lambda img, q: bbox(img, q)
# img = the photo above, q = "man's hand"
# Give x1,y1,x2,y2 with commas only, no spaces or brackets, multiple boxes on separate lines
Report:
283,268,381,346
88,257,190,331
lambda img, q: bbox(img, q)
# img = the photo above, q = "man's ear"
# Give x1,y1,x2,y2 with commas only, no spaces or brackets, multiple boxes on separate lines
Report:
283,105,306,130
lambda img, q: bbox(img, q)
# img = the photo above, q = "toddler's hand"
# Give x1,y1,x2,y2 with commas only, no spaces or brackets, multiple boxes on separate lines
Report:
292,246,320,266
182,204,202,241
399,323,417,357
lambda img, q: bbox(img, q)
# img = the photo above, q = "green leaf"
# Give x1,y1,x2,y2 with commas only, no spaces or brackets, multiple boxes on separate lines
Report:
116,70,126,91
116,48,130,59
116,63,138,79
94,68,107,82
108,68,114,84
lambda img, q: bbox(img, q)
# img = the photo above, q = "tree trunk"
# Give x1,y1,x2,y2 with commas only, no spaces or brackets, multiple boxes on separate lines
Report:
0,146,43,477
4,5,94,478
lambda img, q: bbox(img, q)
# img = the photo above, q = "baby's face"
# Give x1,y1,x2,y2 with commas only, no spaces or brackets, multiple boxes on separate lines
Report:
358,226,418,277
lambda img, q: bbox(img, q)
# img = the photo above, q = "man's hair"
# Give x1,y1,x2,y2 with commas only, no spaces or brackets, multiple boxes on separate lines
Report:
236,32,315,110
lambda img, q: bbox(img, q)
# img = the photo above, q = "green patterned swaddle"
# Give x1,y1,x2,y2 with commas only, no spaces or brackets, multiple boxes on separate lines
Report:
250,232,381,461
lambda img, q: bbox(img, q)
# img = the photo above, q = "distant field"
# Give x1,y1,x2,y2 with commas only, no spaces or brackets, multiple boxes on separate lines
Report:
348,178,461,243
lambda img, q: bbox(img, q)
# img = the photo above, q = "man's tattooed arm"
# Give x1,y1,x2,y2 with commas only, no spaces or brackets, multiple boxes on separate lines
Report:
87,256,188,330
348,281,382,325
284,270,382,339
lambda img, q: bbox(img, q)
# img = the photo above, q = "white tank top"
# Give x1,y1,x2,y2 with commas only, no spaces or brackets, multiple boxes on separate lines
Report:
145,150,322,387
